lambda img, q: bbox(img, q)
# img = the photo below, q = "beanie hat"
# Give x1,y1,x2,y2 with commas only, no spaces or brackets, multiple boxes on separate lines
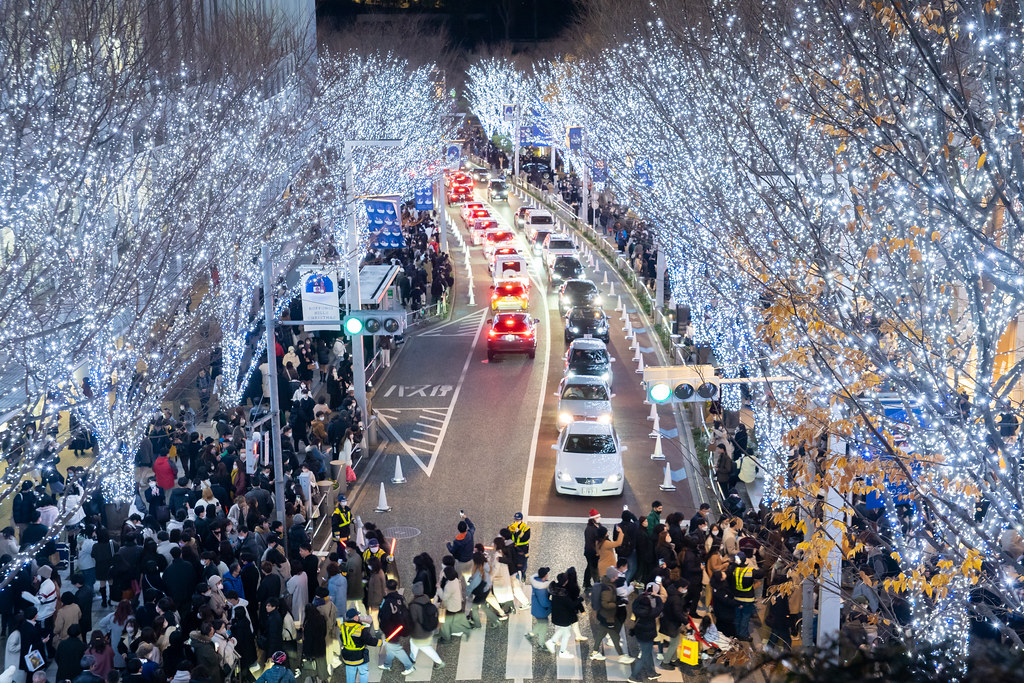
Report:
605,566,619,580
588,509,600,519
412,582,425,597
315,587,329,598
272,651,288,665
37,565,52,579
345,608,360,620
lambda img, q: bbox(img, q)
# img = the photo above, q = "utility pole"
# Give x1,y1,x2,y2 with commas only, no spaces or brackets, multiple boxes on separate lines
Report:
343,139,404,448
260,245,287,535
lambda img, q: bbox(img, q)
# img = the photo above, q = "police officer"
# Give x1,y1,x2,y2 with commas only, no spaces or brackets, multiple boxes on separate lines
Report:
731,551,765,641
362,538,392,575
340,608,381,683
332,495,354,545
507,512,531,579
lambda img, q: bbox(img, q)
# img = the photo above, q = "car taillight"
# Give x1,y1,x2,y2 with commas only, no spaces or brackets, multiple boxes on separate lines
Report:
521,330,534,338
491,293,499,301
488,329,498,338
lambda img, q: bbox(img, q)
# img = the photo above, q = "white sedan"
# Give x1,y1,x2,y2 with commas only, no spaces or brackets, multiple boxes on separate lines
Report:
552,421,626,497
460,202,486,223
556,375,614,429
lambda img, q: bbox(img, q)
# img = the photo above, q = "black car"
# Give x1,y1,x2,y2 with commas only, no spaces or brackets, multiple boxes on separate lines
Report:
549,255,584,286
564,339,614,387
486,312,538,361
487,178,508,201
564,307,610,344
558,279,602,314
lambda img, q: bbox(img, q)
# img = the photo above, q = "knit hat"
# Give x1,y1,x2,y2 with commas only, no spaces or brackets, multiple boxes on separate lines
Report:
605,566,619,580
315,587,329,598
207,575,222,586
588,509,600,519
412,581,425,597
37,565,52,579
345,608,360,620
271,651,288,665
293,514,305,526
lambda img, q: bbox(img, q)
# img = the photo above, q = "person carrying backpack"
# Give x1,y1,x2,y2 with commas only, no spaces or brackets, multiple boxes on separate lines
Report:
589,567,634,663
376,580,415,675
407,582,444,670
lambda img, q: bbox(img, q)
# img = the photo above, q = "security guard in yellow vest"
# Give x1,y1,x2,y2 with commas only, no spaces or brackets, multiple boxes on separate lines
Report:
340,608,380,680
508,512,531,578
332,496,353,542
731,551,765,640
362,537,392,573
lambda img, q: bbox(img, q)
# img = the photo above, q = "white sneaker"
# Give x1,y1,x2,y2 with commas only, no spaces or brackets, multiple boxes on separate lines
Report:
619,655,636,664
400,668,415,677
558,651,574,659
575,635,589,641
544,641,556,654
590,652,606,661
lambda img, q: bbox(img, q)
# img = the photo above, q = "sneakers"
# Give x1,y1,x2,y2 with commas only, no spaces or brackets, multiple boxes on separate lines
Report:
660,661,676,670
497,613,509,621
433,662,446,670
618,655,636,664
377,664,391,671
452,632,464,637
558,651,574,659
400,668,415,677
647,674,662,681
589,652,607,661
544,640,556,654
627,677,644,683
575,635,589,642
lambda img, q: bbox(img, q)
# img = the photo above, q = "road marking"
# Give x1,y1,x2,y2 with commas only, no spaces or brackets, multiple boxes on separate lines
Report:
519,236,552,520
418,307,488,337
455,611,486,680
411,438,435,446
524,515,590,524
556,637,583,680
414,424,441,432
505,609,533,680
418,416,445,424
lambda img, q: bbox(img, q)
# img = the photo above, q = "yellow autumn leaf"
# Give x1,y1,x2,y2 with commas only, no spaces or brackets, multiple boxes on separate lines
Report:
931,231,941,241
977,153,987,168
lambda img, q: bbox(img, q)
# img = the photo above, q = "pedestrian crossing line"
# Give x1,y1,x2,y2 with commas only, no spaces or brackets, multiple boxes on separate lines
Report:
405,657,433,681
422,408,448,416
411,438,435,446
455,612,486,680
417,416,445,424
556,637,583,680
505,610,533,680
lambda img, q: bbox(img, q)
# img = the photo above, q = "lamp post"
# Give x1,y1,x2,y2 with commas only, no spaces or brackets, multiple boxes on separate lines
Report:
343,139,404,447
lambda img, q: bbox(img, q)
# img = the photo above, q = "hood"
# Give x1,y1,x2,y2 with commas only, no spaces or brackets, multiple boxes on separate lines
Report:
559,397,612,417
556,451,621,477
531,576,551,591
548,583,567,597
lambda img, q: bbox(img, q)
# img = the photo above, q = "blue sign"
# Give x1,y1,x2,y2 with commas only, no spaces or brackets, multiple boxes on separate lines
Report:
503,104,515,121
592,160,607,183
445,142,462,169
414,183,434,211
304,273,334,294
567,126,583,151
635,158,653,187
519,107,554,147
364,197,405,249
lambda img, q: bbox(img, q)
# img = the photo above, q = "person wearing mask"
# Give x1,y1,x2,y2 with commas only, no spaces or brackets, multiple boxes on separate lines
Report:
627,582,665,683
507,513,531,579
732,551,767,641
524,567,551,648
407,582,444,671
658,579,690,670
615,509,639,584
331,496,354,546
339,609,381,683
375,580,415,675
544,573,575,658
589,567,633,663
300,602,329,683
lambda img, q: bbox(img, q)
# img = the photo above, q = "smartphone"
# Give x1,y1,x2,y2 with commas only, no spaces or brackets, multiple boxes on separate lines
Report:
658,559,665,567
622,504,629,511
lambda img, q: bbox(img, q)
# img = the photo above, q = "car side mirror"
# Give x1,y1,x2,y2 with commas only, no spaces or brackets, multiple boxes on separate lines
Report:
550,444,559,450
610,393,617,398
620,446,628,452
610,357,617,363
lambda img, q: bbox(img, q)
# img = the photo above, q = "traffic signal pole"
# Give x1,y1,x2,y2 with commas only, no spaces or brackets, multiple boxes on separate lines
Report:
261,245,288,538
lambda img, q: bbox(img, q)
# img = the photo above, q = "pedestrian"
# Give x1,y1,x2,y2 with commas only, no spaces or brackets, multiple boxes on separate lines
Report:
732,552,766,641
658,579,689,670
544,573,575,658
646,501,663,535
507,512,531,579
588,567,633,663
407,582,444,671
582,509,604,590
376,580,415,675
437,566,471,643
255,651,294,683
55,624,87,683
300,602,329,683
627,582,664,683
524,567,551,648
445,512,475,579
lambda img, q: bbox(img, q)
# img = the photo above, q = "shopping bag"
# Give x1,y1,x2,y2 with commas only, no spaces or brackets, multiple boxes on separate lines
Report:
678,638,700,666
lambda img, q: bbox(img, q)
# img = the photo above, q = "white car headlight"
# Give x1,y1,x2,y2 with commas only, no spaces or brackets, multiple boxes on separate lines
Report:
557,470,573,482
598,413,612,424
558,412,572,427
601,371,610,381
607,473,622,484
570,326,579,333
593,296,603,305
566,370,576,378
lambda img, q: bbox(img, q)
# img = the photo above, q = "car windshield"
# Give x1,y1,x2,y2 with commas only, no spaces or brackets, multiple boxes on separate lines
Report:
554,258,583,274
561,384,610,401
530,215,554,225
496,283,526,297
570,310,605,324
563,434,616,454
570,349,608,365
548,239,574,250
489,181,506,189
564,281,597,296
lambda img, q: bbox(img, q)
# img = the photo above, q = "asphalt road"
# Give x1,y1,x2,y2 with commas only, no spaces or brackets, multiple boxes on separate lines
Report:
318,169,704,682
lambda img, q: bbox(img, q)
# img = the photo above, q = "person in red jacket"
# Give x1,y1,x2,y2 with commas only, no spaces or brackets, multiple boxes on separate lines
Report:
153,451,178,491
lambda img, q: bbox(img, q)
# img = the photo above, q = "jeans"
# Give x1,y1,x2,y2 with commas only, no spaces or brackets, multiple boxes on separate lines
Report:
409,638,443,665
380,639,413,671
529,617,549,643
546,625,572,653
631,639,655,677
735,601,755,638
345,662,369,683
624,552,637,584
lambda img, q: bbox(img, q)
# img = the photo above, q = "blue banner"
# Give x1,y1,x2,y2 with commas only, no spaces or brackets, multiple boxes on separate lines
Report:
592,160,607,183
445,142,463,170
567,126,583,151
364,196,405,249
503,104,515,121
414,183,434,211
635,158,653,187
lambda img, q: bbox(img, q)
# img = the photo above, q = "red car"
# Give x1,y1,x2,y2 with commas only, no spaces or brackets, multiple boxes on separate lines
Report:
448,184,472,203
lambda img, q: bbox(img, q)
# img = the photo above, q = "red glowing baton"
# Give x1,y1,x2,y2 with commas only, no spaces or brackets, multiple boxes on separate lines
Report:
386,625,403,641
390,538,396,556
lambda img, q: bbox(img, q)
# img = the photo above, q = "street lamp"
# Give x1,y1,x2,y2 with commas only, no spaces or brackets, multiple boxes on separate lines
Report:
344,139,404,447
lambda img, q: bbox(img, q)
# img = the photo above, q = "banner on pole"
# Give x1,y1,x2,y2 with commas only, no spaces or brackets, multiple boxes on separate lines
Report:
298,265,341,331
445,141,463,170
592,159,608,183
566,126,583,151
364,196,405,249
635,157,654,187
503,104,516,121
414,183,434,211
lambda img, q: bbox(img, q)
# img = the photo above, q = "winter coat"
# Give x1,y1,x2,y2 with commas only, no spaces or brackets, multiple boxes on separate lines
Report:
163,558,198,610
366,571,387,612
154,455,178,491
439,575,466,613
548,583,576,627
529,576,551,620
445,519,476,563
52,603,82,646
659,589,687,637
631,592,664,641
408,595,436,640
345,554,364,601
189,631,222,683
583,521,604,556
55,636,88,682
615,514,638,559
738,454,758,484
593,576,618,626
488,547,515,604
327,573,347,613
597,534,623,576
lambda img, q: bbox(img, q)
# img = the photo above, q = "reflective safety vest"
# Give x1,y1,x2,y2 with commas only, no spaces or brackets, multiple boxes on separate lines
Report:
733,566,755,603
510,522,530,551
333,507,353,537
340,621,367,665
363,547,386,566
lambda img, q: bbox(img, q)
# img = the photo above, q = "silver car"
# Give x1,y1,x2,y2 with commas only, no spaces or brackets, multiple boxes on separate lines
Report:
556,375,614,430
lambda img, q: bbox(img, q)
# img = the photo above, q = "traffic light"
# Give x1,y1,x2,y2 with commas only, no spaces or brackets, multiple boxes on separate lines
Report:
644,364,793,404
342,310,406,336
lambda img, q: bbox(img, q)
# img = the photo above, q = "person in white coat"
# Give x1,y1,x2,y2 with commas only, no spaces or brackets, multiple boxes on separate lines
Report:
20,566,57,623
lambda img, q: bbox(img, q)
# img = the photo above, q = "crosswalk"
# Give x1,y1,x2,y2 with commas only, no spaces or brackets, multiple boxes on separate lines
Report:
418,308,489,337
363,609,689,682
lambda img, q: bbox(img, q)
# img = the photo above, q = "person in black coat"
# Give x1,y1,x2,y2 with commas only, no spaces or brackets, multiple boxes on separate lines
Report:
256,562,282,609
630,584,664,680
19,606,49,678
231,604,258,673
658,581,689,669
258,598,285,663
56,623,88,682
238,552,260,624
163,547,199,613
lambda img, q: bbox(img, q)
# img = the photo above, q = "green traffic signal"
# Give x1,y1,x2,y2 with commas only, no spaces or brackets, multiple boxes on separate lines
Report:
344,316,363,335
648,382,672,404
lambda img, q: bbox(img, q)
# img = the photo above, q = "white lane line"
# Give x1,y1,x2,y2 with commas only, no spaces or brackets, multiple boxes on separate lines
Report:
317,439,388,555
375,413,428,473
524,515,590,524
414,424,442,432
411,438,436,446
418,416,445,424
423,408,449,416
505,609,533,680
604,625,631,681
455,610,486,680
556,637,583,680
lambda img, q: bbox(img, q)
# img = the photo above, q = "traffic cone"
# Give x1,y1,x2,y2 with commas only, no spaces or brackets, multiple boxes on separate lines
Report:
649,412,660,436
616,296,623,312
468,286,476,306
374,483,392,512
625,319,635,341
636,354,645,374
634,344,642,363
648,402,657,421
651,433,666,460
608,282,616,297
620,306,629,322
659,462,676,491
391,456,406,484
603,271,609,285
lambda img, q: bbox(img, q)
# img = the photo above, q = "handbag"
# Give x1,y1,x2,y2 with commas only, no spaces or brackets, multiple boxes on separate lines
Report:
24,648,45,672
345,466,357,484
